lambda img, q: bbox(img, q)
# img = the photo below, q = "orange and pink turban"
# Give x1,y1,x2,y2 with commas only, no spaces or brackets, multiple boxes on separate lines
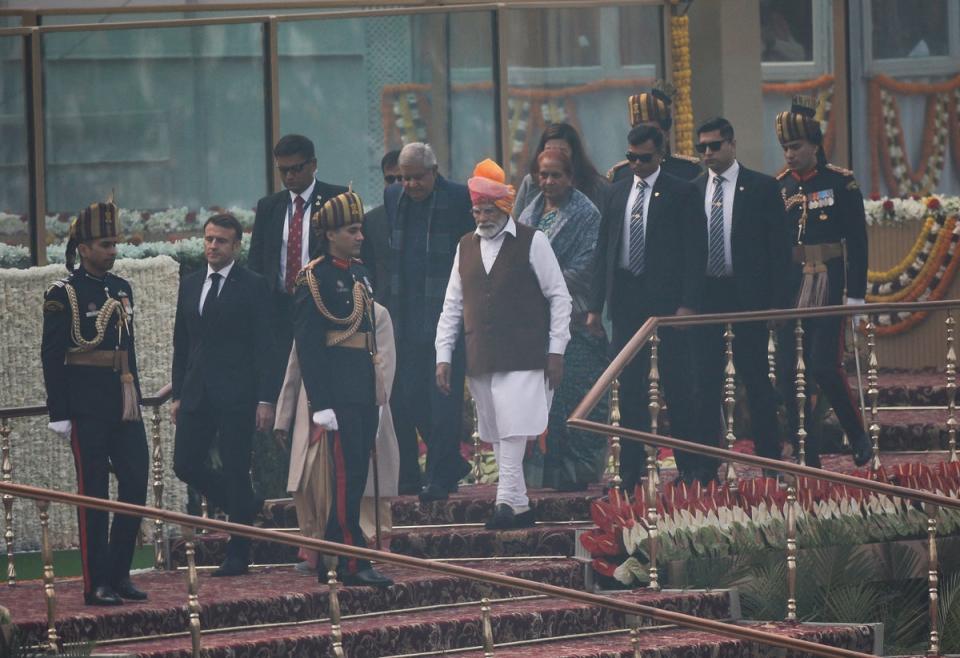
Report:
467,159,515,216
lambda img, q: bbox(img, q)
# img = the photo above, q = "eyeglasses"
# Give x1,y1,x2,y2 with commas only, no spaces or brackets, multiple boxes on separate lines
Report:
625,152,656,164
694,139,727,154
277,159,314,176
383,175,400,184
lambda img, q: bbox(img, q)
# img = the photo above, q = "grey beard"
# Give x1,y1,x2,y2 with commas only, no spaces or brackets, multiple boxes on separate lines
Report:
476,217,508,239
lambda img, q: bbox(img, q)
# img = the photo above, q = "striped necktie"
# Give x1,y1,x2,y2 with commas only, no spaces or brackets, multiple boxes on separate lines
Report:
628,180,648,275
707,175,726,276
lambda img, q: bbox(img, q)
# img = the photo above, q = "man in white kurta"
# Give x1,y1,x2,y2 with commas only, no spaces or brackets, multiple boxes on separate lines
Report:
436,158,571,530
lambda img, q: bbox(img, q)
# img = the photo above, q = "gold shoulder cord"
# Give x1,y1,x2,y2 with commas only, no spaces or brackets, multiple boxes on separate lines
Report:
305,268,370,346
64,283,126,351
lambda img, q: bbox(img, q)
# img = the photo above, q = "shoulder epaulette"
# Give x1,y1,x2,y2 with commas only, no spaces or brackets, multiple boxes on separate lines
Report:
826,163,854,177
776,168,791,181
672,153,701,164
295,255,325,287
45,279,67,294
606,160,629,182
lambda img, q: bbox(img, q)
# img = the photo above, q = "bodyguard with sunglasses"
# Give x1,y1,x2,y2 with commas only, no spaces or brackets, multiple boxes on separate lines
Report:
248,134,348,360
586,125,707,492
690,117,792,482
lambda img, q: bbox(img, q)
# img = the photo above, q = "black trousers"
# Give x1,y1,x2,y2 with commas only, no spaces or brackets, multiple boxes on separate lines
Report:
69,415,148,594
270,290,295,372
694,277,782,464
174,392,256,560
326,403,378,574
611,270,700,490
391,339,468,491
776,315,866,466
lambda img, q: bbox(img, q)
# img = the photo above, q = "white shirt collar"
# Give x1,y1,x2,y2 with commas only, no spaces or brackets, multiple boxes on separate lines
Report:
206,260,235,280
709,159,740,185
288,179,317,206
474,216,516,240
634,166,661,189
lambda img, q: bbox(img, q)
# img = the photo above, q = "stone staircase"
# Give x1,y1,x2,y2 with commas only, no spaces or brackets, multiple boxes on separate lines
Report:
7,368,951,656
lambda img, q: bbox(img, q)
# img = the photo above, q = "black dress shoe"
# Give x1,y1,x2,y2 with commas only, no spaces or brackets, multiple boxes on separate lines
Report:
418,484,449,503
850,433,873,468
211,556,249,577
112,578,148,601
340,567,393,588
84,585,123,606
511,509,536,528
484,503,515,530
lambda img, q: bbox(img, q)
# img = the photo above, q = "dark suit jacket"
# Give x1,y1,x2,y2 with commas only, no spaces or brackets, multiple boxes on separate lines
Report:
361,204,391,302
590,170,707,320
693,164,793,310
171,264,281,412
247,180,348,293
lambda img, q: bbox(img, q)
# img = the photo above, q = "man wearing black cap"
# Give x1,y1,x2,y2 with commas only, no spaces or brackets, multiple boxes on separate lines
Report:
774,95,872,469
607,87,702,183
41,201,149,606
293,191,393,588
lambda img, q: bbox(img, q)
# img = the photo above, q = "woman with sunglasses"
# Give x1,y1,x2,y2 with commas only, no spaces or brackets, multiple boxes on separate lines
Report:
517,149,607,491
512,123,607,219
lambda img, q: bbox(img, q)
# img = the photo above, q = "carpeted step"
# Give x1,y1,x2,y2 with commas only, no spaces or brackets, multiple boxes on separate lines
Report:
260,485,599,529
169,523,582,567
10,559,591,647
850,370,950,406
86,589,735,657
820,407,954,452
452,621,876,657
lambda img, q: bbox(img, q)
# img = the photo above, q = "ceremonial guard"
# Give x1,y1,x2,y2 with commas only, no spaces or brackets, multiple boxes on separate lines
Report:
293,191,393,588
774,96,872,468
41,201,149,606
607,87,701,183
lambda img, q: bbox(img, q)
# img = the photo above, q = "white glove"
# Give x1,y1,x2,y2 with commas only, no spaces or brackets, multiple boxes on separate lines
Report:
48,420,72,439
311,409,339,431
846,297,866,327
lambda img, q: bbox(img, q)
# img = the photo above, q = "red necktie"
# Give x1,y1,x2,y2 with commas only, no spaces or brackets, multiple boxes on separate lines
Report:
285,196,305,293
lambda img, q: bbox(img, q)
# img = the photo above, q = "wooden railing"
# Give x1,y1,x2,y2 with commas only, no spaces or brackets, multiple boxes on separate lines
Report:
568,298,960,657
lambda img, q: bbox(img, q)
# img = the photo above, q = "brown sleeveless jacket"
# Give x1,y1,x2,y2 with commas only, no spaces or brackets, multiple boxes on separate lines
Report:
458,223,549,376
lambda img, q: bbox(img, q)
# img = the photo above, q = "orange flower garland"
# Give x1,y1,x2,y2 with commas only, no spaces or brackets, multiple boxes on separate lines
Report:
669,9,694,156
868,74,960,195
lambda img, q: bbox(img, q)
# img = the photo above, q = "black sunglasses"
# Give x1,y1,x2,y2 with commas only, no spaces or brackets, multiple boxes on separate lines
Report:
694,139,727,154
625,152,656,164
277,159,314,176
384,174,400,184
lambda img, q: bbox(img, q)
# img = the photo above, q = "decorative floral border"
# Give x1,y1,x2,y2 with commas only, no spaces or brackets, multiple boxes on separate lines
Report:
582,461,960,586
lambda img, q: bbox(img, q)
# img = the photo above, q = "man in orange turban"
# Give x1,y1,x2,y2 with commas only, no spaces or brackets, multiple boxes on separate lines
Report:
437,159,572,530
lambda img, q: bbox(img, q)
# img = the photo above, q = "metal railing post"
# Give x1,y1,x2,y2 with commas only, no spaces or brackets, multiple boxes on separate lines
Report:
767,327,777,386
785,483,798,622
866,321,881,473
37,500,58,652
472,396,483,482
181,525,203,657
1,418,15,585
945,313,957,463
609,378,622,491
150,405,165,569
794,320,807,466
925,503,940,657
723,323,738,488
481,597,495,657
327,570,345,658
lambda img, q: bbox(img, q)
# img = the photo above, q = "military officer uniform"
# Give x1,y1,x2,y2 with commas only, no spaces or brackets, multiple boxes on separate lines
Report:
293,191,392,587
40,201,149,605
607,88,701,183
773,98,872,468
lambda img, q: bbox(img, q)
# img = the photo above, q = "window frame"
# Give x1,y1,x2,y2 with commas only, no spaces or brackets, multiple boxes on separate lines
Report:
760,0,833,82
861,0,960,76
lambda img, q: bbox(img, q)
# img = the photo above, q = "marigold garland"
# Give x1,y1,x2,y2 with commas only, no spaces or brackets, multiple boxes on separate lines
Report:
867,216,933,283
669,11,694,156
868,74,960,196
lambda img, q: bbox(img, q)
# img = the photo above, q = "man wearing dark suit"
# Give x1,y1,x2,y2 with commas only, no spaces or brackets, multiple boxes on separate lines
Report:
248,134,348,359
385,142,475,501
586,125,707,492
360,149,401,302
691,117,792,481
172,213,281,576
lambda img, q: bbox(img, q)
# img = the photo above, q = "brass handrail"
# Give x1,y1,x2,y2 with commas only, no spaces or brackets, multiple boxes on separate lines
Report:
0,480,872,658
0,383,172,419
